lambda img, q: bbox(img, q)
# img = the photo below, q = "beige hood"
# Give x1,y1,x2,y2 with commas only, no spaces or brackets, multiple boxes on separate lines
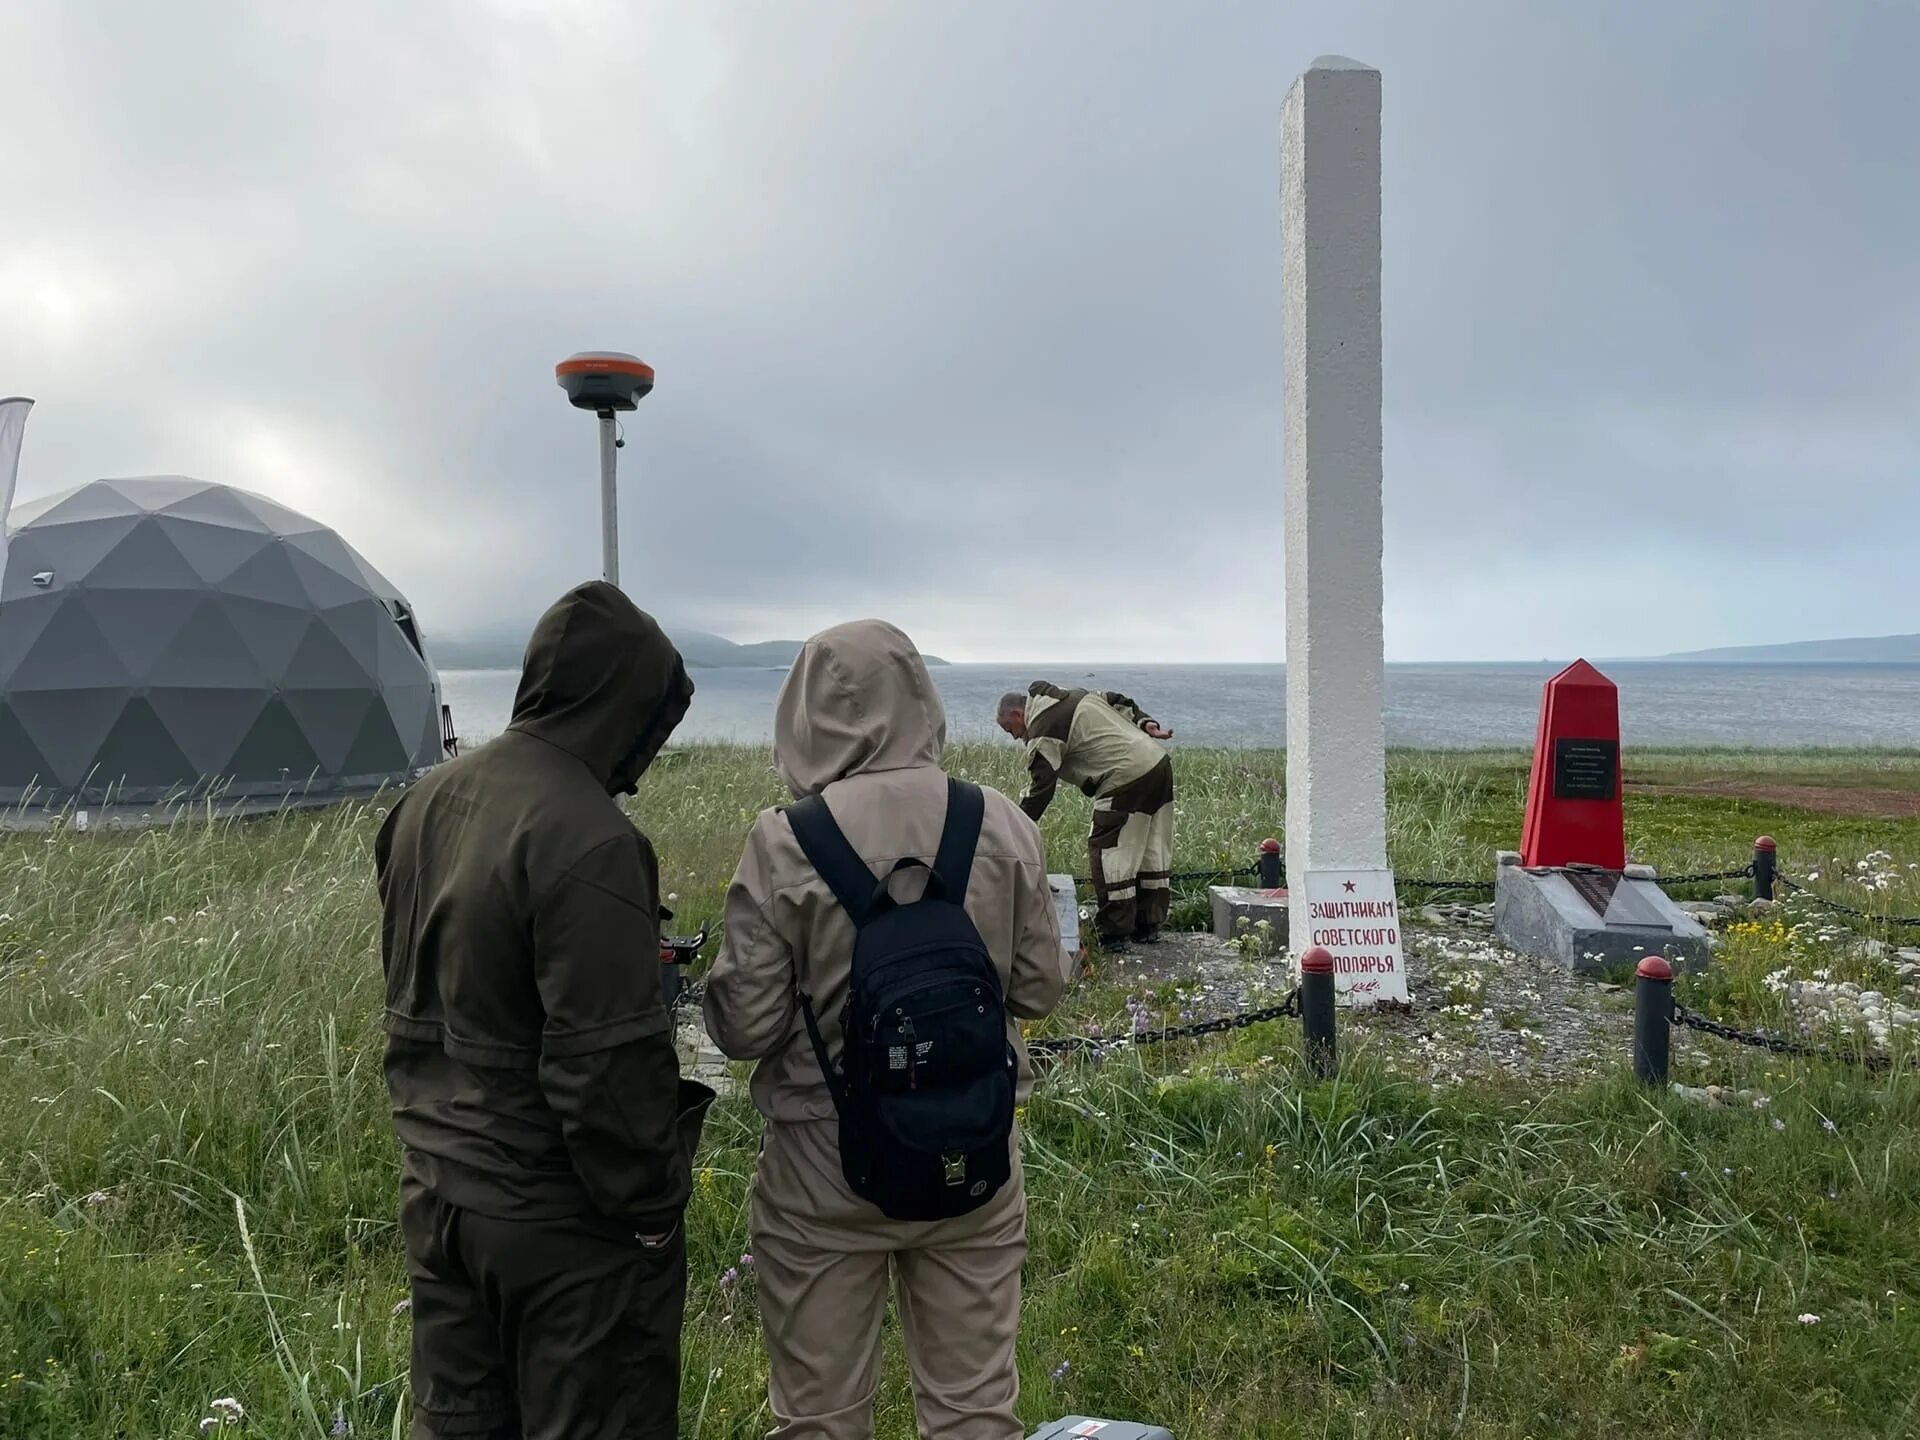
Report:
773,620,946,799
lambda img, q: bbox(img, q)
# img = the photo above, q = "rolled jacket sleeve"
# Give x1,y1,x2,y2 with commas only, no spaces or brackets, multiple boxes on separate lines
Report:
1019,741,1061,822
1102,691,1154,730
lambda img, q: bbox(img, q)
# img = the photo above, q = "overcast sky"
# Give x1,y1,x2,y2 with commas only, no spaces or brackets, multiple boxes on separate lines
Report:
5,2,1916,663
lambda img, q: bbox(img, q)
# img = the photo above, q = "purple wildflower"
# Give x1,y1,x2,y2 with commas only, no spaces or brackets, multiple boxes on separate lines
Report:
1051,1359,1071,1382
719,1267,739,1291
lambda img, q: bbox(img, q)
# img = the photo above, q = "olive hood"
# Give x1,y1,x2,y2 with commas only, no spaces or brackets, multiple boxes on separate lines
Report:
772,619,946,799
507,581,693,794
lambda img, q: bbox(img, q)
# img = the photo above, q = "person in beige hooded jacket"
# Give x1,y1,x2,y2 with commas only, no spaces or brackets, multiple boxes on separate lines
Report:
704,620,1068,1440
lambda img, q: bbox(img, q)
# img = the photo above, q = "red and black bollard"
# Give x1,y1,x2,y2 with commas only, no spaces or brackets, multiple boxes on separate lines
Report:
1299,945,1337,1079
1259,838,1283,890
1752,836,1776,902
1633,955,1673,1086
658,945,684,1009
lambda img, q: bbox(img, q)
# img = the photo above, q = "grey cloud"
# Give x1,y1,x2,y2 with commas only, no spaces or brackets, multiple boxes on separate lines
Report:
4,0,1916,663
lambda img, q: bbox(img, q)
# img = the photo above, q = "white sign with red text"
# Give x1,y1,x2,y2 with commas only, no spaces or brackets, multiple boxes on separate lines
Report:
1299,869,1407,1006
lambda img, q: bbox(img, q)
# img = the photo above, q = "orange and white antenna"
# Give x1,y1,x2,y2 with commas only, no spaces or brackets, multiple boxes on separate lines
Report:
554,354,653,590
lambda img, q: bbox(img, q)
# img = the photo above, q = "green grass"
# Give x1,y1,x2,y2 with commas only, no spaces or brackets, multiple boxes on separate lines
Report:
2,747,1919,1436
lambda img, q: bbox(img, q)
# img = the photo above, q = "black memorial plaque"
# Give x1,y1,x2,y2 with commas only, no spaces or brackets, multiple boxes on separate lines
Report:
1552,738,1618,800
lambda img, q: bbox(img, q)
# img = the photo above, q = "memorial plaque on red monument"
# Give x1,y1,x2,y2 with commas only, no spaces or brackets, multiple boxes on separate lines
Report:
1519,660,1626,871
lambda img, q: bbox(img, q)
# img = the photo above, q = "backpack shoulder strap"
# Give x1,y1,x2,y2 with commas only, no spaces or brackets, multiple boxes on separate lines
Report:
784,794,881,926
931,779,985,902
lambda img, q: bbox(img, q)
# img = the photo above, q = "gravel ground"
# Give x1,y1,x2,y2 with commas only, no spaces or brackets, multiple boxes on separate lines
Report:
676,897,1920,1096
1083,905,1636,1087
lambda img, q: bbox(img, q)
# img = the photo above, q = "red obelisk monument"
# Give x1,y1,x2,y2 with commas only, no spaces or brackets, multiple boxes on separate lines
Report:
1519,659,1625,871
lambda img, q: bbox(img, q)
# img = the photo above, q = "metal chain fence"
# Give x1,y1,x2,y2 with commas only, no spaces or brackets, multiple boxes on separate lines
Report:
1672,1002,1912,1073
1778,873,1920,929
1070,863,1262,891
664,846,1920,1080
1027,987,1303,1062
1382,864,1752,898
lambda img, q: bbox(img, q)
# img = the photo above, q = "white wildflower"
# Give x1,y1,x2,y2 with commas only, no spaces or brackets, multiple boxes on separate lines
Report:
205,1396,246,1426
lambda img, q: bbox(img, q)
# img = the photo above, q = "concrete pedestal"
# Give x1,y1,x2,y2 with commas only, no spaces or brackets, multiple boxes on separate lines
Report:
1049,874,1083,972
1211,885,1290,951
1494,862,1711,975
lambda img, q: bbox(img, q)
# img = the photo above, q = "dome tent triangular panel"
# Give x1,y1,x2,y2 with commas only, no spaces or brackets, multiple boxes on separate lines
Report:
147,598,274,690
0,592,59,678
225,696,325,787
284,541,381,612
340,700,409,779
218,544,312,610
222,595,318,679
0,476,445,820
285,612,380,690
0,512,142,602
284,687,380,775
152,512,275,588
83,588,206,683
226,486,326,537
147,687,274,777
316,596,394,675
91,698,197,794
99,476,219,512
84,520,209,592
7,686,126,790
8,481,147,530
0,703,51,793
6,596,124,692
153,482,282,531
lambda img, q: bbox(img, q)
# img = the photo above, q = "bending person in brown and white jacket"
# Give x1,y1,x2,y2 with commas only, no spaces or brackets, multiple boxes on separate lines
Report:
996,683,1175,950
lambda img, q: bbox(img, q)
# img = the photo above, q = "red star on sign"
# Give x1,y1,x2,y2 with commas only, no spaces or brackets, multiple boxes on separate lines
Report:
1343,880,1357,892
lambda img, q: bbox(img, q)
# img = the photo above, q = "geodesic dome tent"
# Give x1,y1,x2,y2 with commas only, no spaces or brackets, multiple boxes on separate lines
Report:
0,477,447,820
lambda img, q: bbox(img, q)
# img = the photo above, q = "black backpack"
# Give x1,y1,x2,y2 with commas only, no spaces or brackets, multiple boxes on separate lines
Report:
785,778,1016,1222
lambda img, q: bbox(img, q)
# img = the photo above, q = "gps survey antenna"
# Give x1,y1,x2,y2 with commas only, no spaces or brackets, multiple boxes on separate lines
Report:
555,351,655,589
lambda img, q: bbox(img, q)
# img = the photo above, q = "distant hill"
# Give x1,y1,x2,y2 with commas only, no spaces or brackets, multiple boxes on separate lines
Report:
431,625,946,670
1659,633,1920,663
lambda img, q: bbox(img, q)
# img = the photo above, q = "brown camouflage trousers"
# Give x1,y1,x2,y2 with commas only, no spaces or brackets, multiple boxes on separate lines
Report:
1088,756,1175,944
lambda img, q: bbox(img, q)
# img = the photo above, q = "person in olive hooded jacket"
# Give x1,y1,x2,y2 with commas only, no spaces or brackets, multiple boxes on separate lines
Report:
376,581,712,1440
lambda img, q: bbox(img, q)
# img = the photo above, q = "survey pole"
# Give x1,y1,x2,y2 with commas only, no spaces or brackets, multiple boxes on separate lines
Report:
556,352,655,591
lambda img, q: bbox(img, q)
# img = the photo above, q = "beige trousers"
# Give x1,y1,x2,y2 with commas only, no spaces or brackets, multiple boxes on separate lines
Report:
749,1119,1027,1440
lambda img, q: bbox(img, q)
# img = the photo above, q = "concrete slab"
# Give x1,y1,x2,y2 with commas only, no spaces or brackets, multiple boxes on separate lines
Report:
1211,884,1290,951
1494,864,1710,976
1049,874,1083,971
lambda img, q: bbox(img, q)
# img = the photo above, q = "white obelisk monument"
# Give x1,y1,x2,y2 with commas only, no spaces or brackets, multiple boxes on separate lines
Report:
1281,58,1404,1004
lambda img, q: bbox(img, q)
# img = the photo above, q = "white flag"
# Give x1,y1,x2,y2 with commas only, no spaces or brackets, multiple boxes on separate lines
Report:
0,396,33,595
